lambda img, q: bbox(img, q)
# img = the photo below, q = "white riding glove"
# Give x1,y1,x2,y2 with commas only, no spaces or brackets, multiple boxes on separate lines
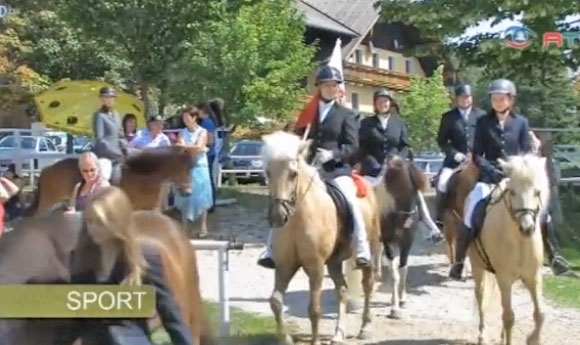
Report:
316,148,334,163
453,152,466,163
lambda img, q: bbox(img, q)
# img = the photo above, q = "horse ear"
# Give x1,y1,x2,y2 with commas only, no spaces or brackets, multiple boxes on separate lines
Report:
497,158,510,173
298,139,313,159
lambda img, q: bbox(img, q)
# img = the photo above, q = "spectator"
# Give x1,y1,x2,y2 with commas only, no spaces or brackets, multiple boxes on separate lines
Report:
130,115,171,149
122,113,138,142
174,107,213,237
197,103,217,212
69,152,110,211
0,175,20,238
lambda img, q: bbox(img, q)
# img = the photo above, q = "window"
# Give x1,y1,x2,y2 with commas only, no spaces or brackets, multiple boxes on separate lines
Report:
405,59,412,73
372,53,380,68
351,93,360,110
387,56,394,70
354,49,363,64
46,139,57,151
38,139,48,152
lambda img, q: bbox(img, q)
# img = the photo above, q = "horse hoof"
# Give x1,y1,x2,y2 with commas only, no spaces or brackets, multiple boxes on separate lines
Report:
358,329,372,340
388,308,403,319
330,340,347,345
399,301,406,309
478,335,487,345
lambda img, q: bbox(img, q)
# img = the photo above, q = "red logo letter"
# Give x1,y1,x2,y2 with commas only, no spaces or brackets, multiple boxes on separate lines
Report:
543,32,562,47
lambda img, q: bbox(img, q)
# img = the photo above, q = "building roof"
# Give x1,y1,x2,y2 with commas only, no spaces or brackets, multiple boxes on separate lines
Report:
296,1,357,36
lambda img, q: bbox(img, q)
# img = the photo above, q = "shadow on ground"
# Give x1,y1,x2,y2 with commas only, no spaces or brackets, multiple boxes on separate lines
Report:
366,339,467,345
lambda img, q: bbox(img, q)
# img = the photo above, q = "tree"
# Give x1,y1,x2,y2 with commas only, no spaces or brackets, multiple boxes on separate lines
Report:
170,0,315,124
55,0,215,114
399,66,449,152
376,0,580,141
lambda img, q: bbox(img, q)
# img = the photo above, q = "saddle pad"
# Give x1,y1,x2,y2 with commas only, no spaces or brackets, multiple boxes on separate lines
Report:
350,172,368,197
324,181,354,235
471,196,491,238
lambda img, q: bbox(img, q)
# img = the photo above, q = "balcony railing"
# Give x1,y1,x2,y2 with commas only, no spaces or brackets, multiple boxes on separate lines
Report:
343,62,411,91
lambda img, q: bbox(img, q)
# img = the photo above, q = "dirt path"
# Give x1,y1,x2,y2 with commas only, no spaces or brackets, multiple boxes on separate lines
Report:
196,202,580,345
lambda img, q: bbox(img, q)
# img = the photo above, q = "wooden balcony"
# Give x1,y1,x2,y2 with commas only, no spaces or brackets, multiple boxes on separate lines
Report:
343,62,411,91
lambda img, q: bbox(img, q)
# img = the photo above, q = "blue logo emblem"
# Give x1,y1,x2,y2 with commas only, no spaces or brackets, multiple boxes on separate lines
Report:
504,26,536,49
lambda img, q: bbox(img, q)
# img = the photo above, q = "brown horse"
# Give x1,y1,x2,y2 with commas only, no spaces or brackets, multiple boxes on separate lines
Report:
0,206,215,345
374,155,428,319
470,155,548,345
25,146,195,215
261,131,381,345
441,158,479,264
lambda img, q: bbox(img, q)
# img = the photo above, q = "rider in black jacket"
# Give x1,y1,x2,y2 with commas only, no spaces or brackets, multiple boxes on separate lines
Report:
450,79,531,280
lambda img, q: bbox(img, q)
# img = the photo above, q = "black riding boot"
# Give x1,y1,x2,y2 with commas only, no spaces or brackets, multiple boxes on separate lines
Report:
542,217,571,276
434,191,447,229
449,224,472,280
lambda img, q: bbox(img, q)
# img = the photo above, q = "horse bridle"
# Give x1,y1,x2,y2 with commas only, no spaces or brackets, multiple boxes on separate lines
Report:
497,187,543,231
268,159,318,216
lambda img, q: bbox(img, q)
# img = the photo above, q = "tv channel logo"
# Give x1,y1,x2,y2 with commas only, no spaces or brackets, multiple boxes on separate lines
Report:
504,26,536,49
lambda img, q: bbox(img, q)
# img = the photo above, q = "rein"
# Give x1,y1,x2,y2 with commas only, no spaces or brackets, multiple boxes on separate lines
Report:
268,159,318,215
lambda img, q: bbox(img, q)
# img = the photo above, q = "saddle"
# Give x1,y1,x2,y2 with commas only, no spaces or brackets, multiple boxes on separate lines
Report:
324,181,354,236
470,196,491,238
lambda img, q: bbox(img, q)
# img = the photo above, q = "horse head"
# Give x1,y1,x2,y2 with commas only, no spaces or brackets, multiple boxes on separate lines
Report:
261,131,319,228
123,146,195,195
380,155,427,213
497,154,550,235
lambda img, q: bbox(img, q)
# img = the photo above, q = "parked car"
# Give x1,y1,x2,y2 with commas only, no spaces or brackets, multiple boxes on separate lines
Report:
0,135,61,171
221,140,266,185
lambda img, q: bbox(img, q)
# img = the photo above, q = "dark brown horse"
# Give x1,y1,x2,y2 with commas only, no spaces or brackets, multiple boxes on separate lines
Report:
374,156,428,319
25,146,195,215
0,206,215,345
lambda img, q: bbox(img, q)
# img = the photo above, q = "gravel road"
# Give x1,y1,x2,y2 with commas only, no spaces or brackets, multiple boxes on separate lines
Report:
196,201,580,345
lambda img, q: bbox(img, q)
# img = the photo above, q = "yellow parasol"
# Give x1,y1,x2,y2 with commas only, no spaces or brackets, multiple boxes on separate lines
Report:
33,80,146,136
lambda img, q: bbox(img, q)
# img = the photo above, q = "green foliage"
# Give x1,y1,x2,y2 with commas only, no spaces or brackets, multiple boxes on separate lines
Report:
399,66,449,152
170,0,315,124
376,0,580,140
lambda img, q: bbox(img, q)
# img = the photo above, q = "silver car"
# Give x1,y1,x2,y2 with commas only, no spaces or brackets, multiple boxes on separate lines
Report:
0,135,62,171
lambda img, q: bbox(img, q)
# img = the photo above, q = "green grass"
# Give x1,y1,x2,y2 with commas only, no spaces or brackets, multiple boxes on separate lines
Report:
544,229,580,309
152,302,283,345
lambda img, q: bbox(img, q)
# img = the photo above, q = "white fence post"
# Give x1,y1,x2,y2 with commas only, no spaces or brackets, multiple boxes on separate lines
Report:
189,240,234,338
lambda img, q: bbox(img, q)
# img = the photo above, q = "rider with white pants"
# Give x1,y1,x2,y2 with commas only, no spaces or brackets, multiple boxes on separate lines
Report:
434,85,485,227
449,78,532,280
257,65,371,269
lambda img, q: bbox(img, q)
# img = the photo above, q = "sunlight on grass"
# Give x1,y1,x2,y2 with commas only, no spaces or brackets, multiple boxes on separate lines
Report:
544,232,580,309
152,302,281,345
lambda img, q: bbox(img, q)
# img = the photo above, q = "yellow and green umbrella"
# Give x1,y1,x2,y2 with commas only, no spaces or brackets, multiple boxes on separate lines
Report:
34,80,146,136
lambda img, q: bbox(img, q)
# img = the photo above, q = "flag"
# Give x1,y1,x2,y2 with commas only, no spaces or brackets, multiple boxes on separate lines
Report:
295,38,344,130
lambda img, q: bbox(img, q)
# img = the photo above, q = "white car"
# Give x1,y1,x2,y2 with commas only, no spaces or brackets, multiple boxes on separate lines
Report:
0,135,62,171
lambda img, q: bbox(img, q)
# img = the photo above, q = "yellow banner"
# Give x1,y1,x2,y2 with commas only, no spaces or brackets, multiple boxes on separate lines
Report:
0,285,155,318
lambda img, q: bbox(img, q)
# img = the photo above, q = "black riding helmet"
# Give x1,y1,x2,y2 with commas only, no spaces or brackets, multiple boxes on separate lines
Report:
488,79,516,96
99,86,117,97
454,84,472,97
315,65,343,85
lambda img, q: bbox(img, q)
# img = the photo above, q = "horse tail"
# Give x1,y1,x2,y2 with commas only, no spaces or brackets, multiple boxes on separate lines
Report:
474,268,497,317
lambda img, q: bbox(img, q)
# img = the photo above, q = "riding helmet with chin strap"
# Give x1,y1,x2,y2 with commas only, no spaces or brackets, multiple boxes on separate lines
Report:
488,79,516,96
373,88,392,101
315,65,343,85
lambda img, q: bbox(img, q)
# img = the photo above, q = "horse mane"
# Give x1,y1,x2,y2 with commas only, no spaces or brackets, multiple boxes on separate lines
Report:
261,131,303,162
505,155,550,204
124,146,193,174
209,98,226,127
384,156,427,192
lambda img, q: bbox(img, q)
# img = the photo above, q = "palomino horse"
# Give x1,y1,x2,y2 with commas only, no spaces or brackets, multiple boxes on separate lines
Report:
0,206,214,345
374,155,428,319
441,158,479,264
261,131,381,345
469,155,549,345
25,146,195,215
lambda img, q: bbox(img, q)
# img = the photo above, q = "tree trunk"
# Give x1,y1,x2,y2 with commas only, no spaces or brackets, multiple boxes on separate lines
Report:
139,81,155,116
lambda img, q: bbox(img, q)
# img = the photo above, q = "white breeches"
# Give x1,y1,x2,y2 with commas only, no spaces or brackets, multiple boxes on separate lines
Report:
363,175,380,186
437,167,455,193
463,182,492,228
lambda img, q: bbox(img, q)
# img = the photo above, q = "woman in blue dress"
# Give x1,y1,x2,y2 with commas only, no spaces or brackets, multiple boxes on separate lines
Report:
174,107,213,236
